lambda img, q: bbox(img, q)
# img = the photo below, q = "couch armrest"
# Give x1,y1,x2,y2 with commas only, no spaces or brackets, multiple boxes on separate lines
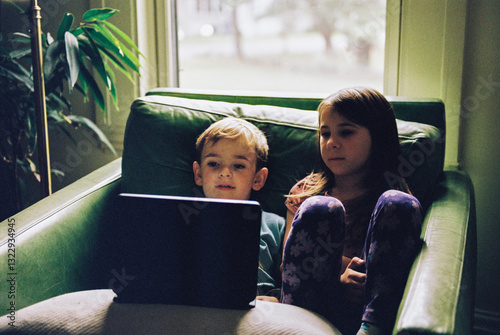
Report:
0,158,122,310
394,170,476,335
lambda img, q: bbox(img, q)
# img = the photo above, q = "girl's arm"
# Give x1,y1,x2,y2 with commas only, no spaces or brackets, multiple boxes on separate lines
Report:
281,209,295,266
283,209,295,249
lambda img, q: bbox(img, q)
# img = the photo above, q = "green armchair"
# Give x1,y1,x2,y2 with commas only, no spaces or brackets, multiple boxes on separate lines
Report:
0,88,476,334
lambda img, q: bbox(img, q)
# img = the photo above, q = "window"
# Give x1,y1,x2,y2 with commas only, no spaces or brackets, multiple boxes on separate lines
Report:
176,0,387,93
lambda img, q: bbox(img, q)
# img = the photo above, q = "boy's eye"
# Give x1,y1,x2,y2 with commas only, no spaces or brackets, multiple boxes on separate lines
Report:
234,164,246,169
320,131,330,138
207,161,219,168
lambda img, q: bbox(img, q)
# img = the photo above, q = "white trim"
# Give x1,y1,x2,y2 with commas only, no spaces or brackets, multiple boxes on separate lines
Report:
383,0,402,96
136,0,179,96
162,0,180,87
136,0,157,96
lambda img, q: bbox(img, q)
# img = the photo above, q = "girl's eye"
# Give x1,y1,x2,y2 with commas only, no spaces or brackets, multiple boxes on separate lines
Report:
320,131,330,138
234,164,246,170
207,161,219,168
339,130,354,137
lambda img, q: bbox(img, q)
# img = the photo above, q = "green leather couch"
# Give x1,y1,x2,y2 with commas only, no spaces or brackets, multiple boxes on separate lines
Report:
0,88,476,334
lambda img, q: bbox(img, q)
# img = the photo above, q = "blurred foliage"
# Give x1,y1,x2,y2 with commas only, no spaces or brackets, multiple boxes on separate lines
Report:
255,0,385,62
0,6,141,212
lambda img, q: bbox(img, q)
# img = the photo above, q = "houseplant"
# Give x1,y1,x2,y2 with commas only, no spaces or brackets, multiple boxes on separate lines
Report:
0,6,142,219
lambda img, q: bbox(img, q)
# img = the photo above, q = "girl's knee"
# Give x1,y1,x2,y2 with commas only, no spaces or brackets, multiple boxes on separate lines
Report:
291,196,345,239
297,196,345,221
377,190,421,213
373,190,423,229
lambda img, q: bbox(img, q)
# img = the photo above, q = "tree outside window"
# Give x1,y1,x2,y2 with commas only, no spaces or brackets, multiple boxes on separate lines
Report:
177,0,386,92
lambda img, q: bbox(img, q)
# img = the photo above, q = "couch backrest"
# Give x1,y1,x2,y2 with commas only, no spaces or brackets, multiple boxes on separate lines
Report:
122,90,445,216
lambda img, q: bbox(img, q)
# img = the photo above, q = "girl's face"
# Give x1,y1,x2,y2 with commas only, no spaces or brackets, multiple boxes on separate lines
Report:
319,108,372,183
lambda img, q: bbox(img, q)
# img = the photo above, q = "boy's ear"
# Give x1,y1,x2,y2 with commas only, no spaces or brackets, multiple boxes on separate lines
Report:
193,161,203,186
252,167,268,191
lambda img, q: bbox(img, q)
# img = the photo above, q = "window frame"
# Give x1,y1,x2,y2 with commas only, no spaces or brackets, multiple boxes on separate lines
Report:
127,0,467,164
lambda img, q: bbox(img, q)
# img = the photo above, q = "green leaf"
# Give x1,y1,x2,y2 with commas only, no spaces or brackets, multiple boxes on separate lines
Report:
45,67,67,95
96,23,141,71
86,22,123,55
41,32,48,48
51,169,65,178
9,34,32,59
11,32,31,44
2,64,33,91
92,42,134,82
45,32,55,45
78,34,110,90
74,80,88,99
83,24,139,72
71,26,85,37
82,8,118,22
64,31,80,91
47,92,71,112
100,21,143,57
81,26,138,88
57,13,75,40
7,1,25,14
46,99,64,116
65,115,117,156
80,28,136,101
119,43,140,73
43,40,63,80
12,58,32,77
103,62,118,109
78,63,105,112
8,47,31,59
46,111,78,146
26,157,38,175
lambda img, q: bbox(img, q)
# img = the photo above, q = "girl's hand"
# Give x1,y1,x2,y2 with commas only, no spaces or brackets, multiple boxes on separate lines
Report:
340,257,366,305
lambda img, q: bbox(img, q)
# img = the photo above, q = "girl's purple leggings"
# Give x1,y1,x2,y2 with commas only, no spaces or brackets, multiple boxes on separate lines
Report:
281,190,423,334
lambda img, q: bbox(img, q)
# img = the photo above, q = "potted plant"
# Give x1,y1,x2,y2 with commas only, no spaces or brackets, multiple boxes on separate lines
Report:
0,6,142,220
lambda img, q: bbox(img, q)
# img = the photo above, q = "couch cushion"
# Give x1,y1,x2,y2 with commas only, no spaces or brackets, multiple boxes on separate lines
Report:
0,290,340,335
122,96,442,216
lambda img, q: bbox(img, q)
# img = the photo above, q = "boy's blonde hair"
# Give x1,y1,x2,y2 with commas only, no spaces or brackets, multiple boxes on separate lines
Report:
195,117,269,170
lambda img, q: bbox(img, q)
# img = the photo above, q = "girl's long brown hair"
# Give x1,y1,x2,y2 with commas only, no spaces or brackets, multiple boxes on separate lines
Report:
291,87,410,199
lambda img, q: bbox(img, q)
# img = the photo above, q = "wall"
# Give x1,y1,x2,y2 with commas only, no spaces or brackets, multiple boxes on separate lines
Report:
460,1,500,333
388,0,500,332
385,0,466,167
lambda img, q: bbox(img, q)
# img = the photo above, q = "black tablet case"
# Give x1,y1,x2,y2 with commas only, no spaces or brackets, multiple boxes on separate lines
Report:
112,193,262,310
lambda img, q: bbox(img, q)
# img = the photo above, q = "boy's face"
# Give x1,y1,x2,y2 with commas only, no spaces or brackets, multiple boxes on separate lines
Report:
193,136,268,200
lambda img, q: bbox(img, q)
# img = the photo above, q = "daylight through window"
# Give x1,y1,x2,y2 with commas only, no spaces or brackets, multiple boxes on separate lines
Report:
176,0,386,93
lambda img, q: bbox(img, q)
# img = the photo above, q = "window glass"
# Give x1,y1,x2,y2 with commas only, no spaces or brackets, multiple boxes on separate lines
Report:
177,0,386,93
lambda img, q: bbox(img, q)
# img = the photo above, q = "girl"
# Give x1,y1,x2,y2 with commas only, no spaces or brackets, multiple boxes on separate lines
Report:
280,88,423,335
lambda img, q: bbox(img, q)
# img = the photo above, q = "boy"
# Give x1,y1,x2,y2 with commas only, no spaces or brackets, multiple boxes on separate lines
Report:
193,117,284,300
